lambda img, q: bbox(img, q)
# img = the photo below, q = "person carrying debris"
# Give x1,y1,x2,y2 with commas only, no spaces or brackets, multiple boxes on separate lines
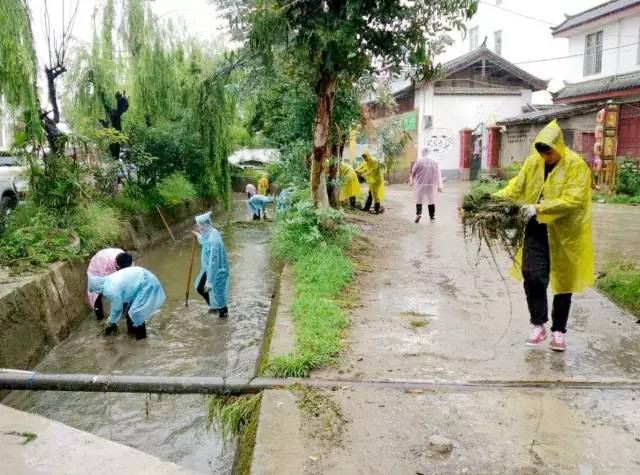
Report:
493,119,594,352
88,266,166,340
410,149,443,223
193,211,230,318
258,174,269,195
338,161,361,210
87,248,134,320
356,151,385,214
247,194,274,220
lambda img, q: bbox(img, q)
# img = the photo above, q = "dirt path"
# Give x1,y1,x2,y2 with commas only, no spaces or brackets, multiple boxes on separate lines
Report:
296,183,640,474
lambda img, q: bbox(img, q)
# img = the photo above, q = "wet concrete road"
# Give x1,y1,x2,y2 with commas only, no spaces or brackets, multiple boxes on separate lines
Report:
306,183,640,474
3,198,275,474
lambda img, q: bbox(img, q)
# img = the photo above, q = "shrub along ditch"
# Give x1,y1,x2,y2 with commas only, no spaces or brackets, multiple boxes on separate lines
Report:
269,194,355,377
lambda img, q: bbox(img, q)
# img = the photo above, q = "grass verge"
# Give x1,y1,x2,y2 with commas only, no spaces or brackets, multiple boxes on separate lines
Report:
597,260,640,317
593,192,640,205
269,200,355,378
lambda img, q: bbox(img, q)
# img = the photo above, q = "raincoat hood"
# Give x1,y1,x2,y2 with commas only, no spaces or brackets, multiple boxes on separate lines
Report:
196,211,214,234
532,119,566,159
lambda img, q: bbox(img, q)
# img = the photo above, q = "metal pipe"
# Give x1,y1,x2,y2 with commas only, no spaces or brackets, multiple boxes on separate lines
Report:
2,370,640,394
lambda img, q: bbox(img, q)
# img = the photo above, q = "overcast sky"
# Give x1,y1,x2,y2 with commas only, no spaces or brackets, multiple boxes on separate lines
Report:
27,0,613,105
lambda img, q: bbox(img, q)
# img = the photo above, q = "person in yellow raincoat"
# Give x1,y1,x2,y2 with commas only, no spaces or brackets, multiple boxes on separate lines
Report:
258,174,269,195
493,120,594,352
338,162,361,209
356,151,385,214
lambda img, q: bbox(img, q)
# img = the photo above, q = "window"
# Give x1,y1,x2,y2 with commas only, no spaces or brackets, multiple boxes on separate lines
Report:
469,26,479,51
494,30,502,56
583,31,603,76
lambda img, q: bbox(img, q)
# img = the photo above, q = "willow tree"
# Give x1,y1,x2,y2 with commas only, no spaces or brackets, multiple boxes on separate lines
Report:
244,0,477,205
0,0,42,142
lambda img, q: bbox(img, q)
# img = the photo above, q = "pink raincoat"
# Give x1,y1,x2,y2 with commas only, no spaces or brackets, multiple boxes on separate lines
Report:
410,156,443,205
87,248,125,307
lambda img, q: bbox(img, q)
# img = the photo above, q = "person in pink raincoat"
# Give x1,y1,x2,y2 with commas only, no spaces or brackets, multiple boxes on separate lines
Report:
410,150,443,223
87,248,133,320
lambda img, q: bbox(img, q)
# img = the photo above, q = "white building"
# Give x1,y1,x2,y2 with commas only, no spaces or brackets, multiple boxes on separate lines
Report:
553,0,640,103
437,0,606,102
415,45,547,176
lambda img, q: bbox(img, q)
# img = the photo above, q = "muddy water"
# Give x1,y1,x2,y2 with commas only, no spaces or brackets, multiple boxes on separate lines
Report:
3,198,275,474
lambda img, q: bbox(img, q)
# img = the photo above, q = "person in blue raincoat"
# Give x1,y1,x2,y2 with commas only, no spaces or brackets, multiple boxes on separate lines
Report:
247,194,274,220
88,266,166,340
193,212,230,317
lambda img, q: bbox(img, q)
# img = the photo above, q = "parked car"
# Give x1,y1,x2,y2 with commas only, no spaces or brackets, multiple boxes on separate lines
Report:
0,156,28,232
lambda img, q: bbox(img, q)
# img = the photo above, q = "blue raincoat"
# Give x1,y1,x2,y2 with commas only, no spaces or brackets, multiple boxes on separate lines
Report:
247,194,273,216
88,267,166,327
194,212,230,309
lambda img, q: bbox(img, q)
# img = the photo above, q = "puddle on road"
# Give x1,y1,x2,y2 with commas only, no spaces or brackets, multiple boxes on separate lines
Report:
3,199,275,474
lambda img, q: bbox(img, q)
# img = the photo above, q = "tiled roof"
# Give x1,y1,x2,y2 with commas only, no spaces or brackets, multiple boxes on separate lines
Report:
440,46,547,91
555,70,640,100
552,0,640,35
497,103,602,125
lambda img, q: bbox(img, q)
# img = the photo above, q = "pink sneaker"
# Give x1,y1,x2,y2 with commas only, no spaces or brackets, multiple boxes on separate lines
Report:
526,325,547,346
550,331,566,352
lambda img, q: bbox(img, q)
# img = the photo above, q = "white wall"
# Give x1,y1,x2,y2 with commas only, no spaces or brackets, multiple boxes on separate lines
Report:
415,85,532,173
437,0,605,100
566,13,640,83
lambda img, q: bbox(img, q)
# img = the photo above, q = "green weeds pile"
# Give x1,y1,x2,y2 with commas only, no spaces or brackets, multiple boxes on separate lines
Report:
461,180,526,259
270,197,354,377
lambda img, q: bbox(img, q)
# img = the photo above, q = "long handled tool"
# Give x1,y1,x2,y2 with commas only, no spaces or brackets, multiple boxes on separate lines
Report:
156,205,176,241
185,234,197,307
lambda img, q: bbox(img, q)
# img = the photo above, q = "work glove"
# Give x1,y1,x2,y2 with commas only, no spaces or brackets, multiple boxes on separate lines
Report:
521,204,537,219
204,282,213,292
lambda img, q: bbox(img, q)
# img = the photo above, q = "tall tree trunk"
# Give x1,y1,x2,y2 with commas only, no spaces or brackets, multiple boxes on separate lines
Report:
310,72,336,208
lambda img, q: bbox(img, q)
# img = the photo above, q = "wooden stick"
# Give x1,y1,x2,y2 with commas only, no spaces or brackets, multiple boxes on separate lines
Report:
156,205,175,241
185,234,197,307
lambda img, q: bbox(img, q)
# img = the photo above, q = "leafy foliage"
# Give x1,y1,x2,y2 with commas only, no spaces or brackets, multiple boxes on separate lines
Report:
0,0,42,142
157,172,197,206
616,161,640,196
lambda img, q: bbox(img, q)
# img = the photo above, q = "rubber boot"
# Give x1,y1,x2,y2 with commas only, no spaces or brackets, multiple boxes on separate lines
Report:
362,192,373,212
349,196,356,210
372,202,380,214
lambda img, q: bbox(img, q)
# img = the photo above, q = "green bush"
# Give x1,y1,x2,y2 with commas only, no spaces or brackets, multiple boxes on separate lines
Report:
271,199,353,261
157,172,197,206
616,161,640,196
0,201,122,269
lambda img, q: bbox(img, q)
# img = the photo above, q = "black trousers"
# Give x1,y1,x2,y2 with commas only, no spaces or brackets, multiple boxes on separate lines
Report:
123,303,146,340
363,192,380,212
349,196,356,209
197,273,228,316
94,294,105,320
522,218,572,333
416,204,435,219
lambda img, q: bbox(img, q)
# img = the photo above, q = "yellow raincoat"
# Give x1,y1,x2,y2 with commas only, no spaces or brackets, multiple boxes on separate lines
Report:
258,175,269,195
494,120,594,295
356,152,385,203
338,162,361,202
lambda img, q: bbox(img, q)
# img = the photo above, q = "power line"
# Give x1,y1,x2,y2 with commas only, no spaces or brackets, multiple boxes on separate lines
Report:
478,0,557,26
513,40,640,65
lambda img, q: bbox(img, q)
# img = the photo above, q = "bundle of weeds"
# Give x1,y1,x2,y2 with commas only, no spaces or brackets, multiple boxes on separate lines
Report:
461,185,526,259
206,393,261,440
